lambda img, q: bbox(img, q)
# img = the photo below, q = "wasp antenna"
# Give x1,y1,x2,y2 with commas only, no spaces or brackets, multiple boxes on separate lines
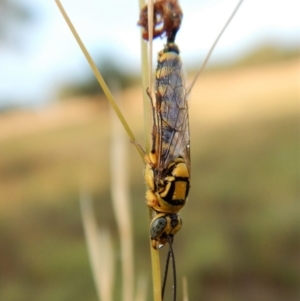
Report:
186,0,244,96
161,237,177,301
162,246,171,299
170,238,177,301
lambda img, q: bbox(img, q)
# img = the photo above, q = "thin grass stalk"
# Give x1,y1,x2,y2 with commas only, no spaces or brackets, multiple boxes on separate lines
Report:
54,0,144,160
135,275,148,301
138,0,162,300
139,0,151,153
182,277,188,301
147,0,154,99
187,0,244,94
110,85,134,301
56,0,161,299
80,193,114,301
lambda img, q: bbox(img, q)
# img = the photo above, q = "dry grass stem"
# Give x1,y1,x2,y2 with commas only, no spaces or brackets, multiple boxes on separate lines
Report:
138,1,163,300
55,0,144,159
135,275,148,301
147,0,154,97
139,0,151,151
80,193,115,301
187,0,244,94
182,276,188,301
110,87,134,301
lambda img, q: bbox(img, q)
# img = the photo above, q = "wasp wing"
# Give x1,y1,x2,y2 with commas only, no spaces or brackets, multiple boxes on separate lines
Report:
155,49,190,178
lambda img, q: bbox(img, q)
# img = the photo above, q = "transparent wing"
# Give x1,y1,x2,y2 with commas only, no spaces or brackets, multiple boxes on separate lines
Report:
155,51,190,177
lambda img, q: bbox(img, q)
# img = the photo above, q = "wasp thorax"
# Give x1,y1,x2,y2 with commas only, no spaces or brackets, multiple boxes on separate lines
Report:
145,157,190,213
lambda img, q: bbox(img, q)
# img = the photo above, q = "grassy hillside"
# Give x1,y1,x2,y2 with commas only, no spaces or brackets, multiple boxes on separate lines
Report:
0,57,299,301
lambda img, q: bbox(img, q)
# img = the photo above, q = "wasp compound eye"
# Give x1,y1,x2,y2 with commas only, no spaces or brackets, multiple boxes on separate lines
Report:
150,213,182,249
150,214,167,240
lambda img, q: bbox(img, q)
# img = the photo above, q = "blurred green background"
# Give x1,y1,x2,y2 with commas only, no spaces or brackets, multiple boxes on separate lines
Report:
0,1,299,301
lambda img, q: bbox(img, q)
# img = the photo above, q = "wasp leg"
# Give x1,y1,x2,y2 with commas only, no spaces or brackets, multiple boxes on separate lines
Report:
145,87,159,167
147,88,158,144
130,139,145,154
146,189,159,209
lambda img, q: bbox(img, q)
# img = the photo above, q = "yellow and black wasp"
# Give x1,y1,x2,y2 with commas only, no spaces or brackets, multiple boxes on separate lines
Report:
138,0,188,299
139,0,189,248
144,39,190,250
139,0,189,250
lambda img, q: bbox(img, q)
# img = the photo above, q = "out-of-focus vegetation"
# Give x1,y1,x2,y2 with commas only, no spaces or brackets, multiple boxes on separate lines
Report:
59,57,139,99
231,44,300,66
188,44,300,75
0,49,299,301
59,44,300,100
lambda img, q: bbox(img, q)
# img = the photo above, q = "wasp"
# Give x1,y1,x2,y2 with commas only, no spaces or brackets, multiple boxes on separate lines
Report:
138,2,189,299
138,0,189,251
147,39,190,301
144,41,190,250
